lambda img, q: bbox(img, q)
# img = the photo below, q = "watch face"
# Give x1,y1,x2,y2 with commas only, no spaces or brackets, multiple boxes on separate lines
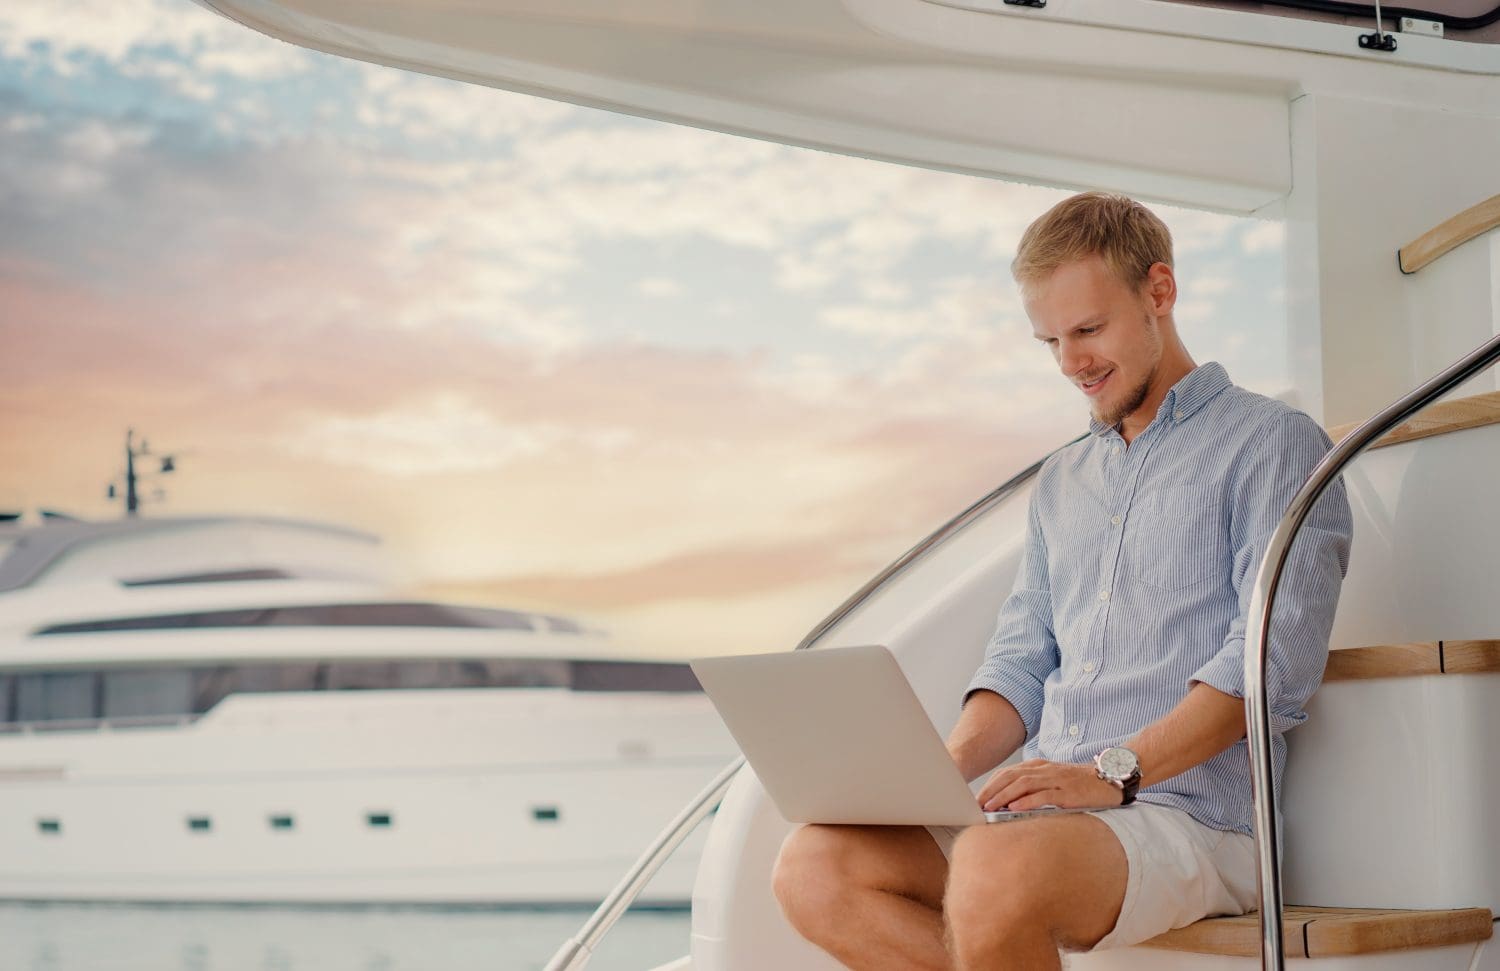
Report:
1097,747,1139,779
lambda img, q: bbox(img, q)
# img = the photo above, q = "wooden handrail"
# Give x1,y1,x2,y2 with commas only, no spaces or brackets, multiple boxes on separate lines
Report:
1327,390,1500,450
1398,191,1500,274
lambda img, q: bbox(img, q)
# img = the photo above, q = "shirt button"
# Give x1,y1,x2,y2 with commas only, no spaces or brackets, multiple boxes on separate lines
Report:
1098,590,1110,602
1110,515,1122,526
1068,724,1081,737
1111,446,1120,456
1174,411,1183,421
1083,661,1096,673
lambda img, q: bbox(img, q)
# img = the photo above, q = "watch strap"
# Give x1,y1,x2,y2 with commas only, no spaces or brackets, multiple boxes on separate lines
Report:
1117,769,1141,805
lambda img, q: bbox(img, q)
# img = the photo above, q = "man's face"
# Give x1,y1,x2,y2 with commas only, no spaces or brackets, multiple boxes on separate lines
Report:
1024,256,1163,429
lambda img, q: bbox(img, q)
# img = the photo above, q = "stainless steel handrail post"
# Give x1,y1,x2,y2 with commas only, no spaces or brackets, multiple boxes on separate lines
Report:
1244,331,1500,971
544,756,744,971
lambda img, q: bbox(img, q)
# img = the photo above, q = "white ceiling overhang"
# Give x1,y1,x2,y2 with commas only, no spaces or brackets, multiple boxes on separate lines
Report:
190,0,1495,213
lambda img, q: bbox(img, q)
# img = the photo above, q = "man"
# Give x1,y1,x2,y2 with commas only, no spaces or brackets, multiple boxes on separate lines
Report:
772,192,1352,970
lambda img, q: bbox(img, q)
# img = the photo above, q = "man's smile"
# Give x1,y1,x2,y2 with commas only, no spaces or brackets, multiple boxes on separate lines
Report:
1080,370,1113,397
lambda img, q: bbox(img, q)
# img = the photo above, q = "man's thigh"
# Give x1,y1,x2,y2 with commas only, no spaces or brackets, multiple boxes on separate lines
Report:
948,813,1128,950
778,823,950,910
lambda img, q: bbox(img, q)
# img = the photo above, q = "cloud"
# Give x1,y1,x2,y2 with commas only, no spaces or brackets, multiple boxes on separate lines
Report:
1241,219,1286,255
637,277,682,298
0,0,315,80
289,394,636,476
0,2,1285,656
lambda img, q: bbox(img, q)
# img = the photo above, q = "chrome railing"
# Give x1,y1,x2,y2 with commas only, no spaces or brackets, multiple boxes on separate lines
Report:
544,757,744,971
1244,331,1500,970
543,446,1061,970
794,445,1070,651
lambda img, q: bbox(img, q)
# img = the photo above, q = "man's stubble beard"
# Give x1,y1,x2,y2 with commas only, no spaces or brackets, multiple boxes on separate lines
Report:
1090,313,1161,429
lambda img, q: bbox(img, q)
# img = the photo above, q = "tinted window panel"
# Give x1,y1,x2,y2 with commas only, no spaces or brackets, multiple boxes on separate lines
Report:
16,672,98,721
122,569,293,587
102,669,193,719
570,661,702,693
36,602,537,635
0,675,12,722
192,664,321,713
325,662,398,691
473,658,571,688
394,661,455,690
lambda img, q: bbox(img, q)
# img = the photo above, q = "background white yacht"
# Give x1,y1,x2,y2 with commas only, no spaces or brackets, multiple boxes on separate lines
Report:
0,510,735,905
170,0,1500,966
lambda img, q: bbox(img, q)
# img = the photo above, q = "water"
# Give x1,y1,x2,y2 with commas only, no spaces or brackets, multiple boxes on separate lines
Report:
0,904,691,971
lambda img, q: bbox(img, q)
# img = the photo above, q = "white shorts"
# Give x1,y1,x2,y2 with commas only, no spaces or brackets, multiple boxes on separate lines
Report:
926,802,1259,951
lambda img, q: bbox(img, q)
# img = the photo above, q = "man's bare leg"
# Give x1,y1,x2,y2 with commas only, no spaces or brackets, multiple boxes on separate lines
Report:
774,823,951,971
946,814,1128,971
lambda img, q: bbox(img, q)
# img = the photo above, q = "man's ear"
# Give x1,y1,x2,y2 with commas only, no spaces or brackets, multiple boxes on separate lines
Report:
1143,262,1177,316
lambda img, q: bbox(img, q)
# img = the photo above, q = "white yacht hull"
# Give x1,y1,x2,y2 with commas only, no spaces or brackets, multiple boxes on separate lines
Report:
0,688,734,906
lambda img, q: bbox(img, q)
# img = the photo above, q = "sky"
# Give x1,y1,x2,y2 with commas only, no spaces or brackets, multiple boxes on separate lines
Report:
0,0,1290,656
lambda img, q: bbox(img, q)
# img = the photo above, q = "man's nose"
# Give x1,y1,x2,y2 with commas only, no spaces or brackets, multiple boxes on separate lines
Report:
1058,341,1090,377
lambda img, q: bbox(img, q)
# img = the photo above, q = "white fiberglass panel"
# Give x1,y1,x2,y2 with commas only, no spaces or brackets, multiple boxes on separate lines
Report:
1284,673,1500,911
1330,421,1500,649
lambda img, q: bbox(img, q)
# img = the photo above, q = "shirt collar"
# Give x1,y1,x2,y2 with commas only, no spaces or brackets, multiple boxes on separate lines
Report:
1088,361,1231,439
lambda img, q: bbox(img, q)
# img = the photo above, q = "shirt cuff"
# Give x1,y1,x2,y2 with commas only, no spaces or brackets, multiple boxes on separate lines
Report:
963,669,1045,740
1191,642,1306,735
1190,647,1245,700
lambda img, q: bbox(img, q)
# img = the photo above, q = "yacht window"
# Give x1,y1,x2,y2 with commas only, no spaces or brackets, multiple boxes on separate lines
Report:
121,568,294,587
269,815,295,831
570,660,701,693
15,672,97,722
37,819,61,835
102,669,194,719
35,602,536,635
532,806,560,822
0,656,698,725
326,662,400,691
465,658,571,689
191,664,321,713
393,661,454,689
366,812,393,828
187,816,212,833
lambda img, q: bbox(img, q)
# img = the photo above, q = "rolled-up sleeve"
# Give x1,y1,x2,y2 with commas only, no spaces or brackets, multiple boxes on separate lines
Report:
1189,412,1353,734
963,487,1061,739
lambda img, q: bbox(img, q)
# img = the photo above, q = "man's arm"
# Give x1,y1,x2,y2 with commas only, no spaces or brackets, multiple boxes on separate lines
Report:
976,681,1244,811
1130,681,1245,789
953,483,1062,781
1187,412,1352,734
946,689,1028,783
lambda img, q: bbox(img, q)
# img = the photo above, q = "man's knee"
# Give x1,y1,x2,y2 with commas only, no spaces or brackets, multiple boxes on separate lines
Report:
945,830,1050,945
772,825,857,932
945,819,1126,955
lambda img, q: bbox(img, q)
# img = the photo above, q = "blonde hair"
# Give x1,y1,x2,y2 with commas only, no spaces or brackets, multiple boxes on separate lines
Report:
1011,192,1173,294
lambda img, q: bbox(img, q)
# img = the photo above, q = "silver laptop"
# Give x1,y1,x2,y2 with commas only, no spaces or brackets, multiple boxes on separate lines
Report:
690,644,1097,827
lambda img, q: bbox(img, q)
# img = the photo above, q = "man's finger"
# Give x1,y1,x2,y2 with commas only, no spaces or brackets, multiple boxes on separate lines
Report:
1002,787,1066,812
981,771,1055,811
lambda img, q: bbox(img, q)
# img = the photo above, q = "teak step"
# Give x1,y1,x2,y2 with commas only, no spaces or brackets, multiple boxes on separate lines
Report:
1142,906,1493,958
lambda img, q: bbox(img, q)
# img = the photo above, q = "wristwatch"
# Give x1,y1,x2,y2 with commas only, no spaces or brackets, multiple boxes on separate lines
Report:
1094,747,1142,805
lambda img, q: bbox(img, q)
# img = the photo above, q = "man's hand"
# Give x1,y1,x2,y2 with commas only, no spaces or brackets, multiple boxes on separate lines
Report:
976,759,1123,812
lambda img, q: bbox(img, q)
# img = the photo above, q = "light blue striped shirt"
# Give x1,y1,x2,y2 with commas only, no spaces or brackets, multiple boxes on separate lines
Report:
966,362,1353,835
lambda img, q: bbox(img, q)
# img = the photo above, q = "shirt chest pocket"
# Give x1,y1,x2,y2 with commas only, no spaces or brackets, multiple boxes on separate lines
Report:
1127,484,1228,591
